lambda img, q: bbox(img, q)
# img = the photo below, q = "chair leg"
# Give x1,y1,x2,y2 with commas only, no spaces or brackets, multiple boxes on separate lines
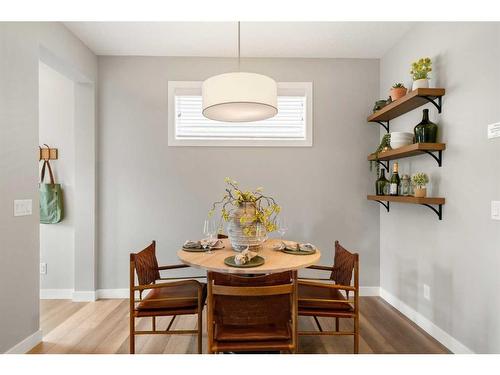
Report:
353,316,359,354
197,308,203,354
335,317,339,332
152,316,156,331
129,315,135,354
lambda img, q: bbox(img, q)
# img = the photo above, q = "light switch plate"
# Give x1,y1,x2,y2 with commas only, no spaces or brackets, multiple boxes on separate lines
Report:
492,201,500,220
14,199,32,216
488,123,500,139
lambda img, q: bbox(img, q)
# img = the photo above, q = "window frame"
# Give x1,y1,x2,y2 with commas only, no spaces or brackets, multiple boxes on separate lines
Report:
167,81,313,147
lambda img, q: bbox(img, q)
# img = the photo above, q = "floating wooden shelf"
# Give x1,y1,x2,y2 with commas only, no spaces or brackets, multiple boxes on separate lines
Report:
367,195,445,220
368,143,446,168
367,88,445,132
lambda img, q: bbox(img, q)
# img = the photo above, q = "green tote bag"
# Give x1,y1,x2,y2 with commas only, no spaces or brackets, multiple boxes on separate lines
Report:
39,160,64,224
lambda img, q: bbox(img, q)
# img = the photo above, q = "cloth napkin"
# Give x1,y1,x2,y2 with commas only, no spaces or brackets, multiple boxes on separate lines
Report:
299,243,317,252
234,249,258,265
183,240,202,249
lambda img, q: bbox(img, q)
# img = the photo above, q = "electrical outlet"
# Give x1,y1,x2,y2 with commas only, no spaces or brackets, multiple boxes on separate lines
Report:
40,263,47,275
14,199,32,216
488,122,500,139
423,284,431,301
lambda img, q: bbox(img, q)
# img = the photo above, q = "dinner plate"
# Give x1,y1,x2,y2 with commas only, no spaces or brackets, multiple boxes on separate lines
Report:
224,255,265,268
281,248,316,255
182,246,206,252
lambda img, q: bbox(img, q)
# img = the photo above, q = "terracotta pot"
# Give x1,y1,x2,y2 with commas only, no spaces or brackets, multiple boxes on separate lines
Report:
390,87,407,101
412,78,429,90
414,187,427,198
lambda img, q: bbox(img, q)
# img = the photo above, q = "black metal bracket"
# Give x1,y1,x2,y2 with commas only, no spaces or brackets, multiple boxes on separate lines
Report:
422,96,443,113
421,204,443,220
421,150,443,167
376,160,389,171
375,120,390,133
375,200,390,212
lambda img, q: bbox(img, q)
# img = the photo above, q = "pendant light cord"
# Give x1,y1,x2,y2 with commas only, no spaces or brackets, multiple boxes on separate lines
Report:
237,21,241,71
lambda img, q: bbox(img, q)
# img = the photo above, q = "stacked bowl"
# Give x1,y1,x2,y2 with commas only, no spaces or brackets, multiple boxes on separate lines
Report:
390,132,414,149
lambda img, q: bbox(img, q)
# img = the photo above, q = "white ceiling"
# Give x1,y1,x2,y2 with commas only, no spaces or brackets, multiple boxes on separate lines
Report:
64,22,415,59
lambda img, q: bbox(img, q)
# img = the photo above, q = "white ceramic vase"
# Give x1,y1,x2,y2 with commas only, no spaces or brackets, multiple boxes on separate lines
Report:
227,202,267,251
412,79,429,91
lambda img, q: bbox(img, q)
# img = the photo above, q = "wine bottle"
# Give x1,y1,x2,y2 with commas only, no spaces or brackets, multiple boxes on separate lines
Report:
376,169,389,195
389,162,400,196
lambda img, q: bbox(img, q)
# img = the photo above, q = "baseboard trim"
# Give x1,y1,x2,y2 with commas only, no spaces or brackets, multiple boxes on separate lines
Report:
5,330,43,354
40,289,73,299
96,288,129,299
72,290,96,302
380,288,474,354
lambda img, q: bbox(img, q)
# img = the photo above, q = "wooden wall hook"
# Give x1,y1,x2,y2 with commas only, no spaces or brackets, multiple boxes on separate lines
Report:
39,144,58,161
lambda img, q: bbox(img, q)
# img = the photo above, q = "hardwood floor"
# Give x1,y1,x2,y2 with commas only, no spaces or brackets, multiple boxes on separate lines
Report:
29,297,450,354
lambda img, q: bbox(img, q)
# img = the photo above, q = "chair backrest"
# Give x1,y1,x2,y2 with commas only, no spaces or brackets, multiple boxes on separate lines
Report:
130,241,160,286
210,271,294,327
330,241,358,287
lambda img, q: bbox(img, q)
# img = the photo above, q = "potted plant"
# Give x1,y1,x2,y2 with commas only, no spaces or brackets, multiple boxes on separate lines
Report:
369,133,391,175
390,83,407,101
410,57,432,90
208,178,280,251
411,172,429,197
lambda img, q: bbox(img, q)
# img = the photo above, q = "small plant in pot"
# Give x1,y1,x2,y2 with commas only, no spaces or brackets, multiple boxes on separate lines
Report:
410,57,432,90
411,172,429,197
390,83,407,101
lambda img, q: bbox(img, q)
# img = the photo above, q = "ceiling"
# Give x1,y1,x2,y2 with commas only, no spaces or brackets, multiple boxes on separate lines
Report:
64,22,415,59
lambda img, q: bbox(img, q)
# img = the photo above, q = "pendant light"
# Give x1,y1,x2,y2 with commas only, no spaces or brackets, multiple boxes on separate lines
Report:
202,22,278,122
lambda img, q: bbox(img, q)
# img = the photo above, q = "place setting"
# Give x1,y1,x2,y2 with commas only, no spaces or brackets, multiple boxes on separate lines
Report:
181,219,224,253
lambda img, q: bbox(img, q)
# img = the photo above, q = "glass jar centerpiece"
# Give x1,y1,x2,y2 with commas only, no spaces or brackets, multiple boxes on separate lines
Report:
208,178,280,251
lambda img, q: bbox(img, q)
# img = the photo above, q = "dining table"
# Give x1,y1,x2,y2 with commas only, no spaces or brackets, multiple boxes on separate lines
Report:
177,238,321,275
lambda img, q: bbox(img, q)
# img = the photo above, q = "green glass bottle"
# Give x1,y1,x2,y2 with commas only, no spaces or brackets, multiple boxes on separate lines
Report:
414,109,438,143
389,162,400,196
375,169,389,195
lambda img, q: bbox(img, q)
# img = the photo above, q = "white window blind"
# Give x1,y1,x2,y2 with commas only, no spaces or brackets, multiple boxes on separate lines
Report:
175,96,306,140
168,81,313,147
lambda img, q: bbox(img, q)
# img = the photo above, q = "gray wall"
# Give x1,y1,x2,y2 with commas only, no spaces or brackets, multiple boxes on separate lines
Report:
379,22,500,353
0,22,96,352
97,56,381,289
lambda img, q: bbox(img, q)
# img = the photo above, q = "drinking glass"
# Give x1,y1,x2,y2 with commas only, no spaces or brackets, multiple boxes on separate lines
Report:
203,218,216,254
277,217,288,240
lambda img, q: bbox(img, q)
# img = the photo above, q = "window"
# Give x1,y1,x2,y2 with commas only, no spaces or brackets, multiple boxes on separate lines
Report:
168,81,312,146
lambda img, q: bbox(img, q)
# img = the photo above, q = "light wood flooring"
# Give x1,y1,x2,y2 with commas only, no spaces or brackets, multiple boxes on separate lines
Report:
29,297,450,354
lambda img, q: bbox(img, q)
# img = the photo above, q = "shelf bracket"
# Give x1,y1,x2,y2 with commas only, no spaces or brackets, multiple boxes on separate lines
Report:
375,200,390,212
421,203,443,220
376,160,389,171
375,120,390,133
421,150,443,167
422,96,443,113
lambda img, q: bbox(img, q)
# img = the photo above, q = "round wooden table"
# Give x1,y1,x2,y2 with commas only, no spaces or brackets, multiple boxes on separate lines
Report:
177,238,321,274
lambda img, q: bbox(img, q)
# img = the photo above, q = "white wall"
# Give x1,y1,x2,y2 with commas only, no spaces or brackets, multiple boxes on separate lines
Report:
0,22,96,353
97,56,381,290
379,22,500,353
39,62,75,291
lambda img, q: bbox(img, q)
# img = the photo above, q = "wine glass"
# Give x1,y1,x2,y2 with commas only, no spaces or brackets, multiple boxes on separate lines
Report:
203,218,216,254
277,217,288,240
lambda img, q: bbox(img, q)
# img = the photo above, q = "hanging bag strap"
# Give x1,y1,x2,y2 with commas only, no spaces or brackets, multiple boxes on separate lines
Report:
40,160,55,185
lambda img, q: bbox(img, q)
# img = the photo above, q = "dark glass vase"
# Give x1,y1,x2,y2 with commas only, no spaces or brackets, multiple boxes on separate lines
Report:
376,169,389,195
414,109,438,143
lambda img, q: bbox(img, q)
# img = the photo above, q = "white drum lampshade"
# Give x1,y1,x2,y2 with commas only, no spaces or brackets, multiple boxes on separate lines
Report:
202,72,278,122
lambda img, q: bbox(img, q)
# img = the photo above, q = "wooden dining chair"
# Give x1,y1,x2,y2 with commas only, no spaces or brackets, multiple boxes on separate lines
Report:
206,271,298,354
298,241,359,353
129,241,206,354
